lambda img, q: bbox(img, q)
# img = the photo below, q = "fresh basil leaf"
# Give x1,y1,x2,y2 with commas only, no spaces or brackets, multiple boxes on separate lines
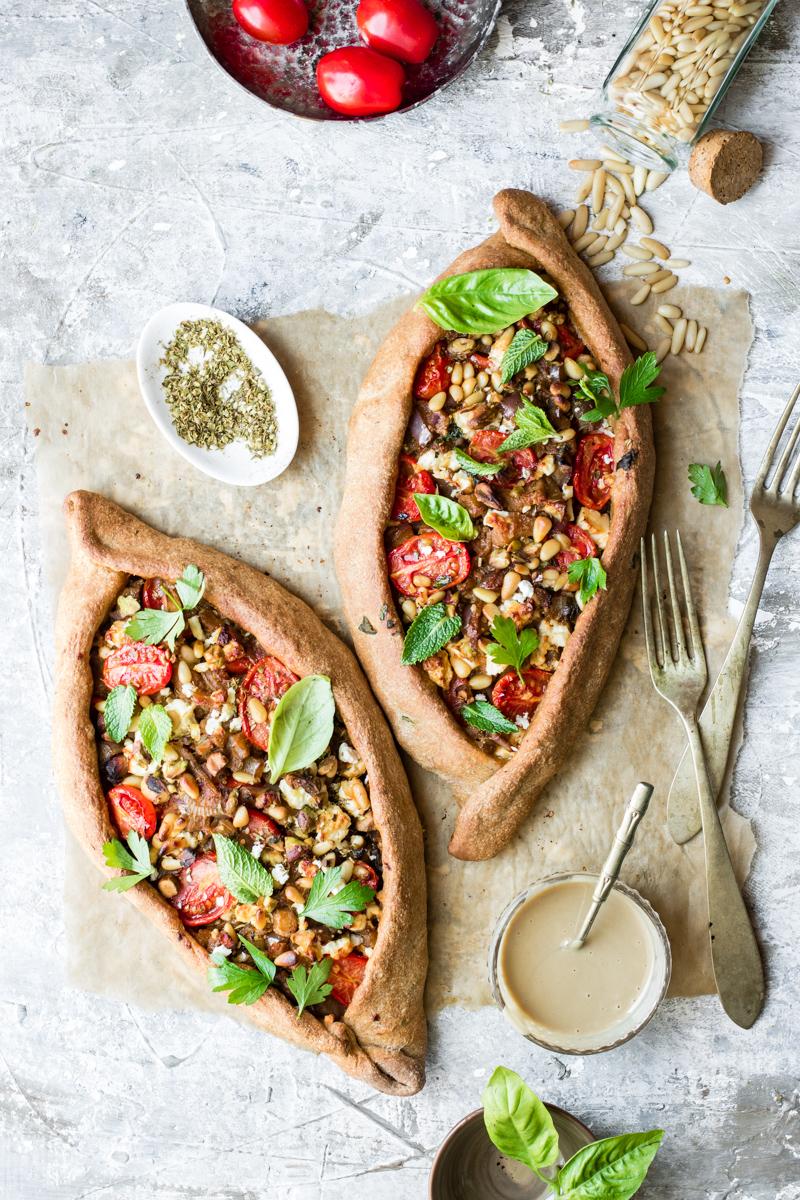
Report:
567,556,607,606
102,831,153,891
138,704,173,764
557,1130,664,1200
267,674,335,784
688,461,728,507
501,330,548,383
300,865,374,930
414,493,475,542
175,563,206,611
238,935,277,984
286,958,333,1018
401,602,462,666
618,352,664,410
418,269,558,335
482,1067,560,1175
104,685,137,743
486,614,539,681
213,834,274,903
454,449,503,477
125,607,185,651
461,700,518,734
208,959,271,1006
499,398,557,453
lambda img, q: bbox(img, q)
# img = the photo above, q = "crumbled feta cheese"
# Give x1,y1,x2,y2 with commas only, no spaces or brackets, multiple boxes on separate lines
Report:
205,711,223,735
251,842,264,861
515,713,530,729
517,579,534,599
271,862,289,886
417,449,436,470
452,469,472,492
338,742,358,763
229,717,243,732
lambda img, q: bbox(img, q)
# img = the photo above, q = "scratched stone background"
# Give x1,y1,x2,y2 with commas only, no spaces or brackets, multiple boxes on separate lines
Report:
2,1,800,1198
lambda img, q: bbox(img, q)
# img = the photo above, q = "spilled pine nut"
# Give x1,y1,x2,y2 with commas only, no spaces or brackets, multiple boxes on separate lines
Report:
630,283,651,305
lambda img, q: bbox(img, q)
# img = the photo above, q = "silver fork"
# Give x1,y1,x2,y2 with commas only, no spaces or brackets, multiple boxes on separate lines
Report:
642,531,765,1029
668,383,800,844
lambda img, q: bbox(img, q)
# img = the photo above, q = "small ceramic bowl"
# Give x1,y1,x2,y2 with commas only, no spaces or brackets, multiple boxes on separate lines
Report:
429,1104,594,1200
136,302,299,488
184,0,501,121
488,872,672,1055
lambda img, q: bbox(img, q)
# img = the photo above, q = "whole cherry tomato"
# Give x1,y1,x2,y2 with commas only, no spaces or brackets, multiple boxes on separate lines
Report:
108,784,157,840
573,432,615,511
171,854,233,928
231,0,308,45
103,643,172,696
356,0,439,64
391,454,436,522
554,522,597,570
317,46,405,117
238,656,299,751
388,531,471,596
492,668,551,720
141,578,180,612
413,342,450,399
329,953,368,1006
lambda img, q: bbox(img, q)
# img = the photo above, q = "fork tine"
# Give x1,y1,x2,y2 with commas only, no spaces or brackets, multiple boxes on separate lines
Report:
675,529,705,668
754,381,800,490
650,533,671,665
787,450,800,497
663,530,688,662
640,536,659,672
771,407,800,493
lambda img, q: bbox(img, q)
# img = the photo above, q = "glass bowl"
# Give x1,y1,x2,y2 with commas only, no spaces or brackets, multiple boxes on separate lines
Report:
488,872,672,1055
184,0,501,121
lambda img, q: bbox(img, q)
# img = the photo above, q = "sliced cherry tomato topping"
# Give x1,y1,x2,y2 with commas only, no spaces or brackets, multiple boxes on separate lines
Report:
573,432,615,511
469,352,492,369
239,656,299,751
103,642,172,696
556,322,586,360
246,808,281,840
468,430,536,483
388,531,471,597
231,0,309,44
108,785,157,840
141,578,180,611
391,453,436,522
352,861,380,890
171,854,233,928
316,46,405,117
356,0,439,64
555,522,597,570
413,342,450,400
492,668,551,720
329,952,369,1007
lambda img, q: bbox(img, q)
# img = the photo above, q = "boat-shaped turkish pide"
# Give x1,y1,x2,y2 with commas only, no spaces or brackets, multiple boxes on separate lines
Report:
53,491,427,1095
336,190,655,862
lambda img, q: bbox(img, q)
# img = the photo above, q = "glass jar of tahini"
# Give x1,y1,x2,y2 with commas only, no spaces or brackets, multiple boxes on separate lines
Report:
590,0,781,171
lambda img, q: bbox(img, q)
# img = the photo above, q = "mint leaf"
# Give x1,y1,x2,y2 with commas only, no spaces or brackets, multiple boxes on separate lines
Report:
267,674,335,784
485,614,539,681
557,1130,664,1200
213,834,274,903
401,602,462,666
688,461,728,507
499,398,556,453
300,865,374,930
618,352,664,410
208,959,271,1006
102,830,153,892
104,685,137,743
286,958,333,1018
125,607,185,651
461,700,517,734
567,555,607,606
501,330,548,383
138,704,173,764
417,268,558,335
454,448,504,477
482,1067,560,1177
175,563,206,611
414,493,475,542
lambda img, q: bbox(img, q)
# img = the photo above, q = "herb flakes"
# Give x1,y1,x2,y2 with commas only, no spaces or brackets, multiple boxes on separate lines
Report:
160,318,278,459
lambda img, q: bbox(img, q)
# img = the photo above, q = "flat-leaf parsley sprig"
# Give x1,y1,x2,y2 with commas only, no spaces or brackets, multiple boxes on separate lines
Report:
581,353,665,423
125,564,206,651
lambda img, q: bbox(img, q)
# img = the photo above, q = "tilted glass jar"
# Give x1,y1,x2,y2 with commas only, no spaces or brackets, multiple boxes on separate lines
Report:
590,0,781,171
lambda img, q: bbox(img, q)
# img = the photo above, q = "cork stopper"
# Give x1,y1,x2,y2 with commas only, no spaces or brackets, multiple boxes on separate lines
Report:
688,130,763,205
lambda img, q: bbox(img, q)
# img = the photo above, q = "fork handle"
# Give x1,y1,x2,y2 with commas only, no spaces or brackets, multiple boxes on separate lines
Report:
667,535,777,844
684,716,765,1028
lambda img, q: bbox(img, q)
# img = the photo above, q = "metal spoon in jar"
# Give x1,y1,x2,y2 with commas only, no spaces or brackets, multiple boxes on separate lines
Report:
566,782,654,950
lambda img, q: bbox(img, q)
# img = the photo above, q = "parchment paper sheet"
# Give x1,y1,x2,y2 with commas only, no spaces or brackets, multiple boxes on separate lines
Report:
26,284,754,1016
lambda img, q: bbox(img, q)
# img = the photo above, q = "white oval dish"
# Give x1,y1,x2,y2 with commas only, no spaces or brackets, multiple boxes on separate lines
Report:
136,302,299,487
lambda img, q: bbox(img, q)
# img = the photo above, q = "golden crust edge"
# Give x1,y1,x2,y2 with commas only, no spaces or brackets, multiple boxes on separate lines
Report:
52,490,427,1095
